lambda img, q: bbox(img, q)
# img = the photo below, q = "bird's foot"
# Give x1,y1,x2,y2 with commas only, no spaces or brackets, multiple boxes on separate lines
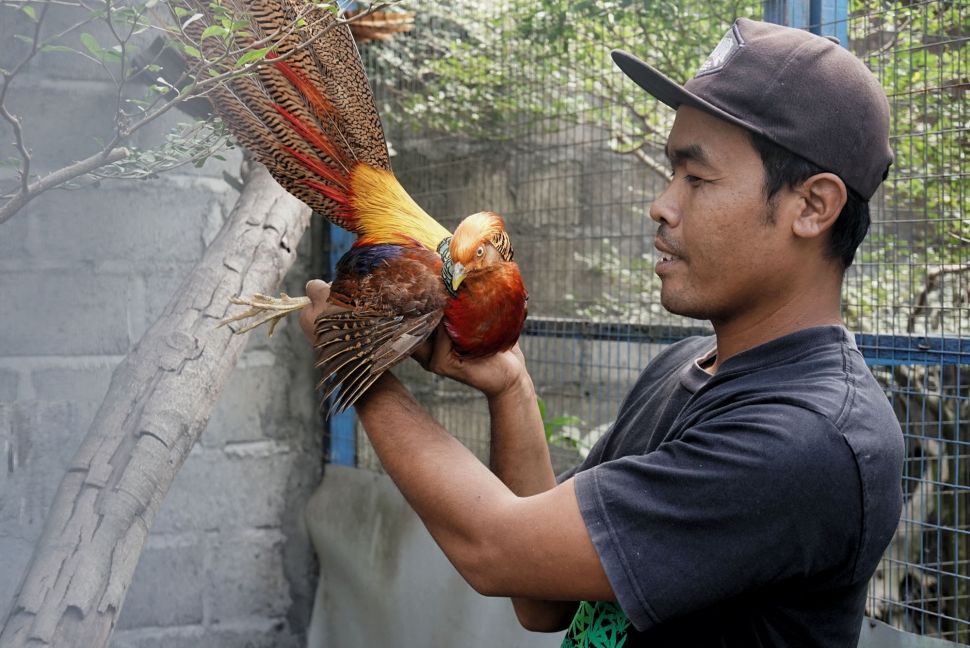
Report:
217,292,311,336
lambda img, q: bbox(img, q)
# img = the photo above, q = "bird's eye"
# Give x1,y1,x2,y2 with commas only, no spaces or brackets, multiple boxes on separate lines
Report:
476,246,485,258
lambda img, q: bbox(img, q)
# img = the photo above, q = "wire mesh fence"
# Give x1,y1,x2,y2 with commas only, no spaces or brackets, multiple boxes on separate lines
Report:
332,0,968,642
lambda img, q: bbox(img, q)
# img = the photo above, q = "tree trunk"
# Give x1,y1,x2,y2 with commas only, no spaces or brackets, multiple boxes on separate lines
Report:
0,162,312,647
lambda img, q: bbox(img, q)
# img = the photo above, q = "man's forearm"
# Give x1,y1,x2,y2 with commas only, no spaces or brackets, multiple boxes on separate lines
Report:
487,372,556,496
356,370,590,632
486,373,579,632
354,372,520,586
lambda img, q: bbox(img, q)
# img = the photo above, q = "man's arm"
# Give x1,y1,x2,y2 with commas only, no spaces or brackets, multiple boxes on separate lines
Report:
300,281,612,628
352,372,612,600
485,371,583,630
419,329,579,630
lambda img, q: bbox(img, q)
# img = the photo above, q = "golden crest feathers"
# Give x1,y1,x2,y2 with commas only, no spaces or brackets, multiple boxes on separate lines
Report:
450,212,513,263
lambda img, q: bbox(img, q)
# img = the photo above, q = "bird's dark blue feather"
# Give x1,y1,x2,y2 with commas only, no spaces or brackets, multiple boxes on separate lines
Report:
336,244,403,278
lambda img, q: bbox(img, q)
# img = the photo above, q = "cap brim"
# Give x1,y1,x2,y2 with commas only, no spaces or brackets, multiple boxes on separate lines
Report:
610,49,766,139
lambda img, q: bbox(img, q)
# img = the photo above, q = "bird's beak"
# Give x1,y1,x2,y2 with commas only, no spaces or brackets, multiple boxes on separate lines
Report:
451,263,466,292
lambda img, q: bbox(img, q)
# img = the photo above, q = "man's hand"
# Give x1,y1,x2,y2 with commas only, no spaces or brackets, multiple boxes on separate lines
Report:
299,280,346,345
412,328,529,401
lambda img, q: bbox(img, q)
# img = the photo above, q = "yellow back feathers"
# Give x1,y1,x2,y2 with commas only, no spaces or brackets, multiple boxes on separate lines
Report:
349,164,451,249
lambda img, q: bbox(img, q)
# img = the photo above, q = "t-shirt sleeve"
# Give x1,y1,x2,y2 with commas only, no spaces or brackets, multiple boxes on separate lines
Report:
572,404,862,632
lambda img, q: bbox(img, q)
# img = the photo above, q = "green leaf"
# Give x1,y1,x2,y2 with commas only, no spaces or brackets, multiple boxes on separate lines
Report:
183,45,202,59
40,44,76,54
13,34,33,44
200,25,228,40
236,46,271,67
21,5,37,21
80,32,102,58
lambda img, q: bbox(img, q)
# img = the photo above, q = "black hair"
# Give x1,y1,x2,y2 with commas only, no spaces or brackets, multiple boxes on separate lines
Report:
748,131,870,271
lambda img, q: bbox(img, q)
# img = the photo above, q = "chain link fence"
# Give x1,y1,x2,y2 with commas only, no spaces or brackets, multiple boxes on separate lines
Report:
332,1,968,642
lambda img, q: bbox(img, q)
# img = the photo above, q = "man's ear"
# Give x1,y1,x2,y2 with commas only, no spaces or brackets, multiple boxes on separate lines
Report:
791,173,847,240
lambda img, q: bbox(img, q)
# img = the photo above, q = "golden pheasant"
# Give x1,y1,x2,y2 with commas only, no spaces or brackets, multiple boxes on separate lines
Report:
183,0,527,411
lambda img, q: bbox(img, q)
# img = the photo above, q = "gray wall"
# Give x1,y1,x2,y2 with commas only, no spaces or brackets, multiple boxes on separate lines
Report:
0,9,322,645
306,466,561,648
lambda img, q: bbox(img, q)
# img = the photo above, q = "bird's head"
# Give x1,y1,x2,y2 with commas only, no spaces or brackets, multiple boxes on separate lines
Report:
447,212,515,293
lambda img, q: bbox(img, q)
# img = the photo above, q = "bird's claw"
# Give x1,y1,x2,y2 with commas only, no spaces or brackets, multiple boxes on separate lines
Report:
217,292,311,336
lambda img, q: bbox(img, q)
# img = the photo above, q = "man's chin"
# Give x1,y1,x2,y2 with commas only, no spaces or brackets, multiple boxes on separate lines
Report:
660,292,708,322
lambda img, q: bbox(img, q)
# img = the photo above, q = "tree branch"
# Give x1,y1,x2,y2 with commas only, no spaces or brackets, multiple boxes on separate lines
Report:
0,147,131,225
906,261,970,334
610,131,669,180
0,1,396,225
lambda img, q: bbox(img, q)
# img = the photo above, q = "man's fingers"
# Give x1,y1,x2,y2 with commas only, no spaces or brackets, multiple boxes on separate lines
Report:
300,280,332,341
428,324,460,374
411,334,434,369
305,279,331,304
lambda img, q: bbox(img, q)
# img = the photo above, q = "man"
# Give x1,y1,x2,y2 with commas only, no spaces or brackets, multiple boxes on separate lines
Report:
300,18,904,647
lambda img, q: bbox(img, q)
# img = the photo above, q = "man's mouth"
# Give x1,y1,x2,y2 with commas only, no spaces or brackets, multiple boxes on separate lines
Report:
654,239,684,265
654,233,683,262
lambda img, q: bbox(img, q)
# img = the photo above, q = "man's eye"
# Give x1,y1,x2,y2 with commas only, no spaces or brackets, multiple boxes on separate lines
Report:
684,175,705,185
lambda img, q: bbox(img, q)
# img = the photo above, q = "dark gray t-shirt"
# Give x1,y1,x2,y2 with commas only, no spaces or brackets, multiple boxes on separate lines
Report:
564,326,904,647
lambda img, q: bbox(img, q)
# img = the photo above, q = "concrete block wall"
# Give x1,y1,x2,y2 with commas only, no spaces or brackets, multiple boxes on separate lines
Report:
0,9,322,645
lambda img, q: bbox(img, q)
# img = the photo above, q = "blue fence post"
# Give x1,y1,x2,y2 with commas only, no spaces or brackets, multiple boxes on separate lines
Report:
327,224,357,466
763,0,848,46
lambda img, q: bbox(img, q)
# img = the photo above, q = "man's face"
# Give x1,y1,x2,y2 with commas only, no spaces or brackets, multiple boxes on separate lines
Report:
650,106,797,324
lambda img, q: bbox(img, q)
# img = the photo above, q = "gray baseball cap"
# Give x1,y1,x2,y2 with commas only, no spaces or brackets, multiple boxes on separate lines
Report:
612,18,892,200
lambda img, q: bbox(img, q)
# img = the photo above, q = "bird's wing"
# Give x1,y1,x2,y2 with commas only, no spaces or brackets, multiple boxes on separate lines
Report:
183,0,450,249
313,310,441,414
314,242,448,413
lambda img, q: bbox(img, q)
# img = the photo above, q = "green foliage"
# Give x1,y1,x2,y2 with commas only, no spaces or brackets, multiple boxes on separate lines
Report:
96,118,235,181
381,0,759,160
537,397,582,448
839,1,968,334
848,0,968,265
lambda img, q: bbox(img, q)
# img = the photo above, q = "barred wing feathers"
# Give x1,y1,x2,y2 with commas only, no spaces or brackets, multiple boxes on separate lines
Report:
317,243,448,413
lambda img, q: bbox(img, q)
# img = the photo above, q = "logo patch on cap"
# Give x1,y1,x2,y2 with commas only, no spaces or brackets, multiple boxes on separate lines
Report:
695,24,744,77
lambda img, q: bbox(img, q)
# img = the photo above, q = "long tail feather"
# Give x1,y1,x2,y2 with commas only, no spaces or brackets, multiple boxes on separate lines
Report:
178,0,390,234
346,9,415,44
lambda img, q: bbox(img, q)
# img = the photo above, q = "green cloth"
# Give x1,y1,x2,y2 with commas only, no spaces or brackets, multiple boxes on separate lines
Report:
561,601,631,648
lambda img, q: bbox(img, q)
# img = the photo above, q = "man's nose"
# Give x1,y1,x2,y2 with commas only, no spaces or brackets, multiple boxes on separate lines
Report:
649,183,680,227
